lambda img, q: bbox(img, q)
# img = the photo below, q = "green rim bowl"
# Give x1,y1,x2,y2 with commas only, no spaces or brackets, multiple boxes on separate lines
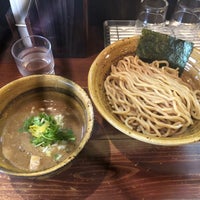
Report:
88,36,200,146
0,75,94,178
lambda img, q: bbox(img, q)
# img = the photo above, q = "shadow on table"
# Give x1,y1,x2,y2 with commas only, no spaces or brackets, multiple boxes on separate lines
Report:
10,115,111,200
109,132,200,176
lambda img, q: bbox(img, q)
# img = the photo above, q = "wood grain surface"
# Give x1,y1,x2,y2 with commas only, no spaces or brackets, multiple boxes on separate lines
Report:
1,35,200,200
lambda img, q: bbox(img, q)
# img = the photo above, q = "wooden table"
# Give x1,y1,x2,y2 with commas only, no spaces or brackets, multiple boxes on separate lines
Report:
1,37,200,200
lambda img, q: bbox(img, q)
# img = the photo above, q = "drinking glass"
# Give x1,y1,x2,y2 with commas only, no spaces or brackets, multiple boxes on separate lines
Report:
11,35,55,76
136,0,169,29
169,0,200,43
170,0,200,26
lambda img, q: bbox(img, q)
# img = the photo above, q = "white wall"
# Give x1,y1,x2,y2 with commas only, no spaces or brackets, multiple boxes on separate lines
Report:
9,0,31,37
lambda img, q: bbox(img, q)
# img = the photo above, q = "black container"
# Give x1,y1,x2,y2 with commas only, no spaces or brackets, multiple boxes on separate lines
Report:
25,0,89,57
24,0,177,58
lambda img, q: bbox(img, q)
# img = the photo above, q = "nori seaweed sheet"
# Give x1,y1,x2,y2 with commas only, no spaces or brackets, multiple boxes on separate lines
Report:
136,29,194,74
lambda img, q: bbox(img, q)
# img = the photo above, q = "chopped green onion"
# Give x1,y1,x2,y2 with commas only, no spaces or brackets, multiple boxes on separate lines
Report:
54,154,62,161
20,112,76,147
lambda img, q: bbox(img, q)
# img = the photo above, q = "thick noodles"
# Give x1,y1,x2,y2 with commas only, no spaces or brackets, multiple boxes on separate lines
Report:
104,55,200,137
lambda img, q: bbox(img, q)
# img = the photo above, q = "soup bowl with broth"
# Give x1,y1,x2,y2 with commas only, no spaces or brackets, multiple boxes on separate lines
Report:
0,75,94,178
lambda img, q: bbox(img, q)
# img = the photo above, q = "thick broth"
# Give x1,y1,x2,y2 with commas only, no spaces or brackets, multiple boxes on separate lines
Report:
0,88,85,172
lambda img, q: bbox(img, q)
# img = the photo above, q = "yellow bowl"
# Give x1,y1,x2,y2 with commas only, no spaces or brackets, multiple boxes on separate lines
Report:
0,75,94,178
88,36,200,146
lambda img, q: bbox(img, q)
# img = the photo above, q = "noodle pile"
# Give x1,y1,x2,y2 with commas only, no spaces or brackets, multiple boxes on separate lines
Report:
104,55,200,137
